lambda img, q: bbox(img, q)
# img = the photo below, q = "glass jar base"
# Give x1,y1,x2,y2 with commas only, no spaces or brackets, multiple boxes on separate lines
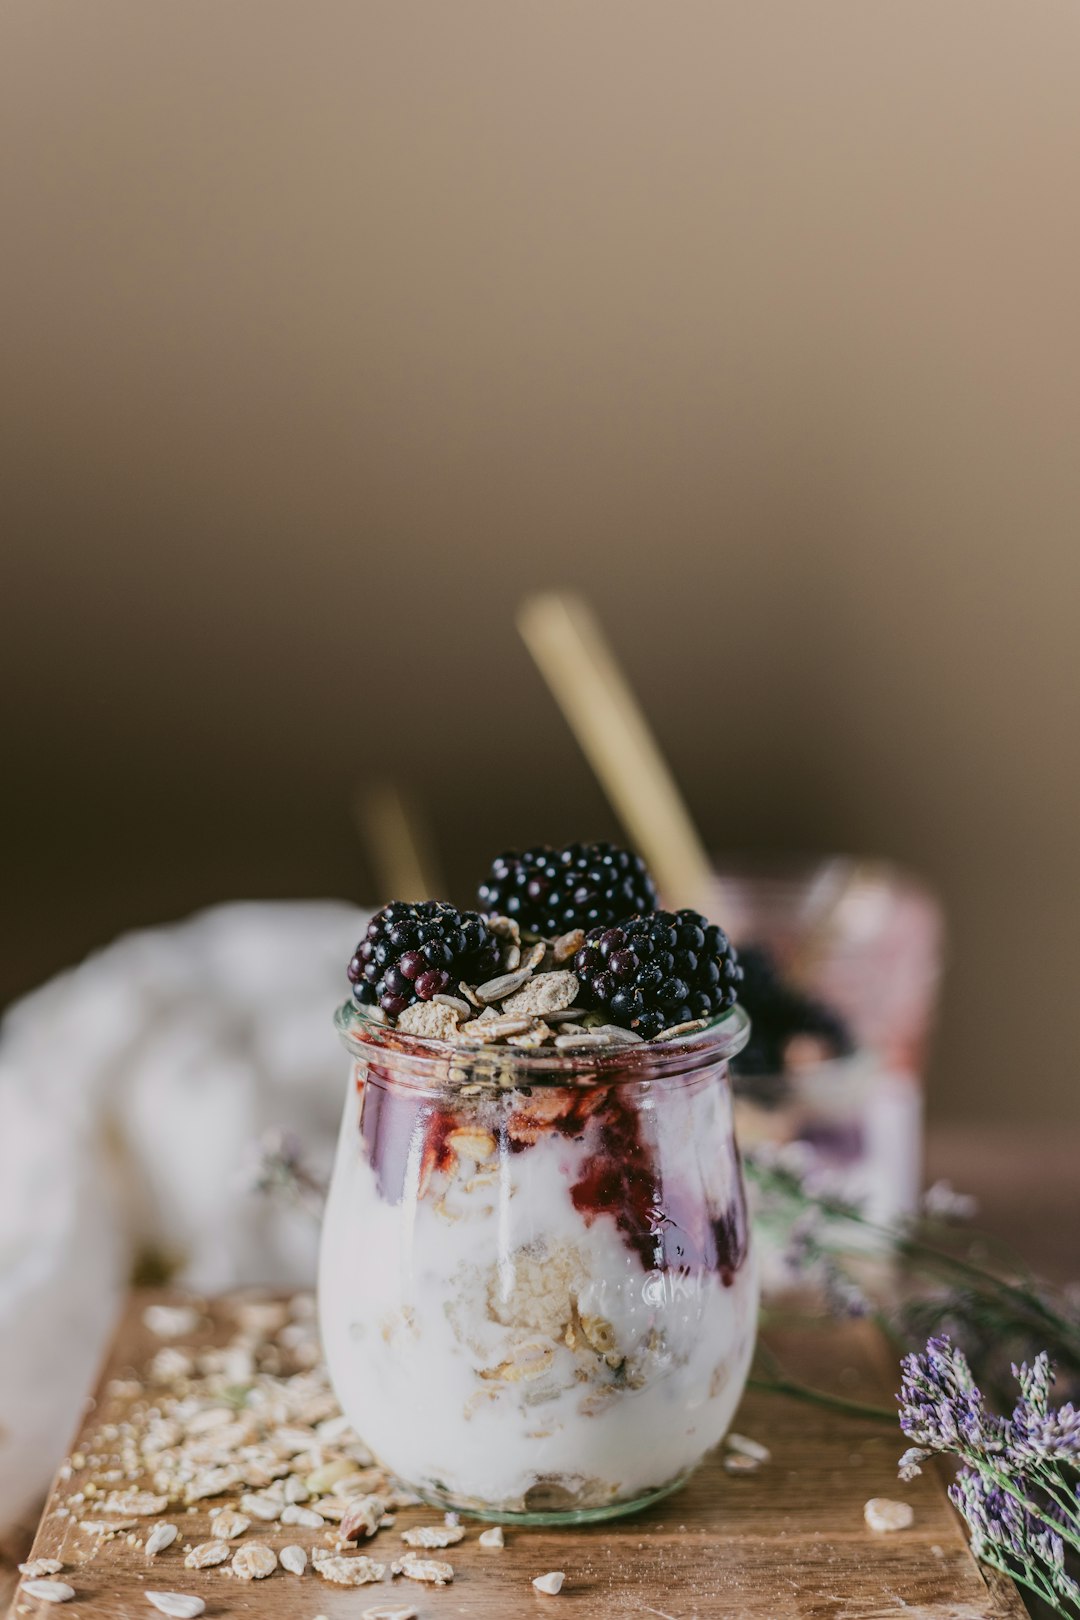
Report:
406,1470,693,1526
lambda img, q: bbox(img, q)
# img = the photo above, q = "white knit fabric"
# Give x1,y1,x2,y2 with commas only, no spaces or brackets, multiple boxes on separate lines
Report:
0,901,364,1529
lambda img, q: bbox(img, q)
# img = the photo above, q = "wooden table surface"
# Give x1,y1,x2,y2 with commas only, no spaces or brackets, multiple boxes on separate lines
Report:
5,1291,1023,1620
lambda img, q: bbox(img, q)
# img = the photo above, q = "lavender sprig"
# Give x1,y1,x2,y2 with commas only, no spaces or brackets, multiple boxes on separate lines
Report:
898,1337,1080,1617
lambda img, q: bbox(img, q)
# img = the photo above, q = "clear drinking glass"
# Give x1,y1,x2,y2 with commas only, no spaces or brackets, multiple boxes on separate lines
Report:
319,1002,758,1524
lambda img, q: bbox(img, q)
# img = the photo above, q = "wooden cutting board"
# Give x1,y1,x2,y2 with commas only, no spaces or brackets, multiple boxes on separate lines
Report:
7,1293,1023,1620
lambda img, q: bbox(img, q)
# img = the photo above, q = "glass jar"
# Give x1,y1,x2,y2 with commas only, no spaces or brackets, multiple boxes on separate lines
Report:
318,1002,758,1524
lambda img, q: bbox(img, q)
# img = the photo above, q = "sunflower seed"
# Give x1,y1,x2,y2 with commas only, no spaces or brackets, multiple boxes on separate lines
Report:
532,1570,566,1594
146,1594,206,1618
864,1497,914,1533
280,1544,308,1575
19,1580,76,1604
726,1432,771,1463
478,1525,504,1548
145,1524,179,1556
475,968,534,1004
361,1608,418,1620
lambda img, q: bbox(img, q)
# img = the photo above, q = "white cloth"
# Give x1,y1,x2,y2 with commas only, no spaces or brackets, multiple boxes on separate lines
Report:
0,900,364,1530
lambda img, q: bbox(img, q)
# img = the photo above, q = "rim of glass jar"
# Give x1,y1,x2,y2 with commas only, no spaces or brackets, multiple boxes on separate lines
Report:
335,998,750,1089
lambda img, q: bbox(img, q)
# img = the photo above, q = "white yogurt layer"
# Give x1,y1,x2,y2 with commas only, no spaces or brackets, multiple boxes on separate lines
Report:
319,1064,757,1515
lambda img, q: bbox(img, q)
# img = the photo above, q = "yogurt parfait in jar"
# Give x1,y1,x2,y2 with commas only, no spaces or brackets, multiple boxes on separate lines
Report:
319,843,758,1522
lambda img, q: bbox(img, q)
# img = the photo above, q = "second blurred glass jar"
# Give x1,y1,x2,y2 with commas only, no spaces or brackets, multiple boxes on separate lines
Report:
319,1003,758,1523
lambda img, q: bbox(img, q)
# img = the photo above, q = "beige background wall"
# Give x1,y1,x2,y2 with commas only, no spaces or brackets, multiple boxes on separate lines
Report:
2,3,1079,1125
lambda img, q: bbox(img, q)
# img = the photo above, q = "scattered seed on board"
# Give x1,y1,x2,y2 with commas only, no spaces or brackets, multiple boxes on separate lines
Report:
208,1508,249,1539
393,1552,454,1584
280,1544,308,1575
145,1596,206,1619
18,1559,64,1578
238,1491,281,1521
362,1606,419,1620
478,1525,504,1549
145,1523,178,1557
315,1554,386,1586
281,1502,324,1528
400,1523,465,1549
232,1542,278,1579
532,1570,566,1595
864,1497,915,1532
726,1432,771,1463
723,1452,759,1475
19,1580,76,1604
184,1541,230,1569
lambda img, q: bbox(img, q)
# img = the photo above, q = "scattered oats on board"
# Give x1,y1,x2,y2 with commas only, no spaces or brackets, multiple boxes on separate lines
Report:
239,1490,281,1521
725,1432,771,1463
145,1523,178,1556
478,1525,504,1549
532,1570,566,1595
143,1303,200,1339
281,1501,324,1528
864,1497,915,1532
184,1540,230,1569
146,1596,206,1619
315,1553,386,1586
400,1522,465,1548
362,1608,419,1620
232,1541,278,1579
280,1543,308,1575
393,1552,454,1584
19,1579,76,1604
18,1558,64,1577
207,1508,248,1539
102,1489,169,1516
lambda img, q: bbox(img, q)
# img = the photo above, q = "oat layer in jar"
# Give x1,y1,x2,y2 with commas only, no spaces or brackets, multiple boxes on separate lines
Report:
319,1001,758,1524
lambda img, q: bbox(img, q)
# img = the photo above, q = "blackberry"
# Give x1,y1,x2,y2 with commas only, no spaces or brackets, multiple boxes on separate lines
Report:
478,842,657,936
347,900,500,1019
574,907,742,1040
732,944,853,1080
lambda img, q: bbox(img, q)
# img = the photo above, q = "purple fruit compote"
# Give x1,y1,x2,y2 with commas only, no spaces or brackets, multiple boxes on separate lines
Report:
318,852,759,1523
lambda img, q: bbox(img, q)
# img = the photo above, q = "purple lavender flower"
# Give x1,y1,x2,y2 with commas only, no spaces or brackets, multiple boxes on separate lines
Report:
898,1336,1009,1457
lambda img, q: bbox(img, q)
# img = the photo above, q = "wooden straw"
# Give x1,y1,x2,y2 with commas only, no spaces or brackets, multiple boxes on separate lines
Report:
516,591,715,912
353,781,444,903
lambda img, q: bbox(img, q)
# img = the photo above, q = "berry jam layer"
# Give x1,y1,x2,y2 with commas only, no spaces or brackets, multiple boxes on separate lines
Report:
319,1062,757,1515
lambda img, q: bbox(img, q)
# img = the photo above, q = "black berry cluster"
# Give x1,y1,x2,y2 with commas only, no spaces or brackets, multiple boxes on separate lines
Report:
348,901,500,1017
731,944,853,1078
574,907,742,1040
478,842,657,936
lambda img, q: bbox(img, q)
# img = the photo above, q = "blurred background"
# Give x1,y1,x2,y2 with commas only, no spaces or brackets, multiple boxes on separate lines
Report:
2,0,1080,1147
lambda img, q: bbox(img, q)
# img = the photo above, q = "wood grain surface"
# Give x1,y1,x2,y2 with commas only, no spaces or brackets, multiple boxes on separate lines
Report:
6,1293,1025,1620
